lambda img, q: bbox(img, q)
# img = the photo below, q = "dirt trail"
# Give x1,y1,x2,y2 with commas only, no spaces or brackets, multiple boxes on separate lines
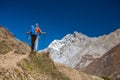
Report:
0,50,29,69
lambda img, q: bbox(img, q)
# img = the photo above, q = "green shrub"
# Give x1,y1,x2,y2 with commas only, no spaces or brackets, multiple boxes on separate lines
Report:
101,76,111,80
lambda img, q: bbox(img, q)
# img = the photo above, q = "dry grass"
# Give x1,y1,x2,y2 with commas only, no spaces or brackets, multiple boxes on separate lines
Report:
19,51,70,80
0,41,12,54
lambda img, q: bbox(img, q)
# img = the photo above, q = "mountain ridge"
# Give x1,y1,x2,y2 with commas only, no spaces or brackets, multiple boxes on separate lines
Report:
47,28,120,69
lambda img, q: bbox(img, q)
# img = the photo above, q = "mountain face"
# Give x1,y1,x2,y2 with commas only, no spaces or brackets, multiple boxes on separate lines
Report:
0,26,103,80
48,29,120,69
83,43,120,80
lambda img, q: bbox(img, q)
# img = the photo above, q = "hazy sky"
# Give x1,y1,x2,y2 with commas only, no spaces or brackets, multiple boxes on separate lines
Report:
0,0,120,50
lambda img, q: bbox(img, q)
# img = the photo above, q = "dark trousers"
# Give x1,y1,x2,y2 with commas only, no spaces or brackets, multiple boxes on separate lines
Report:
31,35,37,51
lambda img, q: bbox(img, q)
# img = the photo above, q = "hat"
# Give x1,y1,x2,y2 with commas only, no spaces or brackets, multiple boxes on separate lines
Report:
35,23,38,26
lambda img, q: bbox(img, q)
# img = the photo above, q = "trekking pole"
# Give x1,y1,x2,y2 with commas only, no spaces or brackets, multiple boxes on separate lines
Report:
26,32,31,45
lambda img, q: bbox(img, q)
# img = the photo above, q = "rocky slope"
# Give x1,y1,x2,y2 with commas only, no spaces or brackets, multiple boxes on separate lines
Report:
83,43,120,80
0,26,30,55
0,26,30,68
0,26,103,80
48,29,120,69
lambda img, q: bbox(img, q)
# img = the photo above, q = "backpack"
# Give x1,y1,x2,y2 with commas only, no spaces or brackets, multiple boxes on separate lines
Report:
31,25,41,35
36,27,41,33
31,25,37,35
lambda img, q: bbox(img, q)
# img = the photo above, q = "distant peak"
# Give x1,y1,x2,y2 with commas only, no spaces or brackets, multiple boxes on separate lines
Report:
73,31,79,37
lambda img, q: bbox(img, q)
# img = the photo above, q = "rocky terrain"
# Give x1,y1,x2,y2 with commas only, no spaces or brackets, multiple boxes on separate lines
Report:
0,26,30,69
0,26,103,80
48,29,120,70
83,43,120,80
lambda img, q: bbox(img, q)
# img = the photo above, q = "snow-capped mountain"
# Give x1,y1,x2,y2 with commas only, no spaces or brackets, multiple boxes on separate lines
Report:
47,29,120,69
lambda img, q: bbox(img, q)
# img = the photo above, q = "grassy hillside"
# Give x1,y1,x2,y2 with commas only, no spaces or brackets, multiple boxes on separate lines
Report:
0,52,70,80
19,51,70,80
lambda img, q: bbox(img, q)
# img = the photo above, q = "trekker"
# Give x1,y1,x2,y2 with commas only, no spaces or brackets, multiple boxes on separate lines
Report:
27,23,46,51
